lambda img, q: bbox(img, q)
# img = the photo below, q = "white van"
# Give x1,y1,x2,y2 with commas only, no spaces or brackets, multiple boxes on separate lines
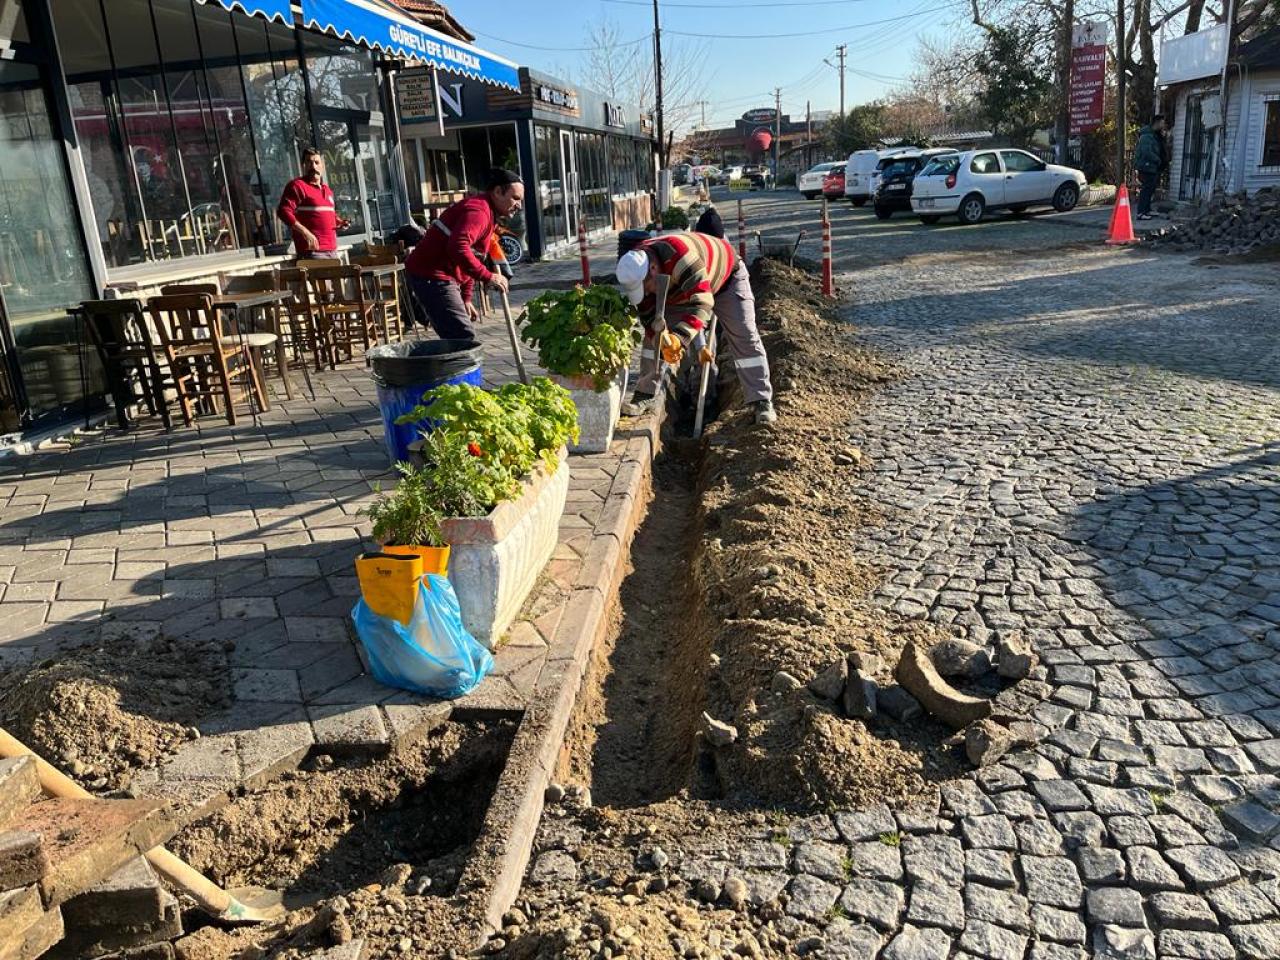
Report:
843,150,881,206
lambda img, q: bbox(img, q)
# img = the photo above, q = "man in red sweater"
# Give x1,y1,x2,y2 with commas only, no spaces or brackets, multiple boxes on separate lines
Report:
405,168,523,341
276,147,349,258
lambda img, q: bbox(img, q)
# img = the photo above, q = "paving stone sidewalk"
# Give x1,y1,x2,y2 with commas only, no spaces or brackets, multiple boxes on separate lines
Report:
0,264,647,819
659,245,1280,960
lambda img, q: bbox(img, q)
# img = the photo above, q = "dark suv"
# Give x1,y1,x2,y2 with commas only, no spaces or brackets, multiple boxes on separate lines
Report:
874,149,956,219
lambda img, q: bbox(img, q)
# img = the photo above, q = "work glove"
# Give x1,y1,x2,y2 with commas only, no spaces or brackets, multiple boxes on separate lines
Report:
698,344,715,365
659,330,684,365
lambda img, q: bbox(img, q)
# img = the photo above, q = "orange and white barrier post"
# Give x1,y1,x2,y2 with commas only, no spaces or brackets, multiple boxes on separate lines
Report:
737,199,747,261
821,199,833,297
577,215,591,285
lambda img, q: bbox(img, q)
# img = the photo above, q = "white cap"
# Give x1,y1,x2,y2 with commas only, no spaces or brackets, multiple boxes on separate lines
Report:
615,250,650,305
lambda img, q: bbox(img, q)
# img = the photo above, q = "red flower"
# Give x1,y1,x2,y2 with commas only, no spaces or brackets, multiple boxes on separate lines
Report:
467,442,482,457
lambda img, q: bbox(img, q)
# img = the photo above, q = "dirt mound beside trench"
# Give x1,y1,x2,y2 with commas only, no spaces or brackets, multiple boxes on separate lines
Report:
0,631,230,792
692,258,963,810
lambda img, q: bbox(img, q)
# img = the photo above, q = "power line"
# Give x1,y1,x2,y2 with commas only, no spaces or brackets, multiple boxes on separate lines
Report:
469,30,650,51
604,0,877,6
663,3,960,39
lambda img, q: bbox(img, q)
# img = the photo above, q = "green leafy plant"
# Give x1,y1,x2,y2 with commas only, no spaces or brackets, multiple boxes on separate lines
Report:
364,462,445,546
519,286,639,391
660,205,690,229
375,380,578,536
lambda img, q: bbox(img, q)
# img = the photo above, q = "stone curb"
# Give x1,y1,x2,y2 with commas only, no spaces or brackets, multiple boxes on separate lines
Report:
457,405,665,939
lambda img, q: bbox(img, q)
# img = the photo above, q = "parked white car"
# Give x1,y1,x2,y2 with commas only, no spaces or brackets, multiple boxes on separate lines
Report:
798,161,844,199
911,148,1087,225
843,149,880,206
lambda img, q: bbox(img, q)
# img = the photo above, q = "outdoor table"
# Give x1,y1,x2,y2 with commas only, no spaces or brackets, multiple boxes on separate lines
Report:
212,289,295,412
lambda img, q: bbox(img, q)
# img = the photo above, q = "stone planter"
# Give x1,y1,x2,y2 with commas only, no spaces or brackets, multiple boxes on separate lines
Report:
441,448,570,649
553,372,624,454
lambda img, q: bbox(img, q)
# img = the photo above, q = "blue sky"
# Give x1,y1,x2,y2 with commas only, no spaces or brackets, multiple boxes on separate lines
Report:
465,0,972,130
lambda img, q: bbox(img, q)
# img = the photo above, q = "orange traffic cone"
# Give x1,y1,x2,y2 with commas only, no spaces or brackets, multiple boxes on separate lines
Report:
1105,185,1139,245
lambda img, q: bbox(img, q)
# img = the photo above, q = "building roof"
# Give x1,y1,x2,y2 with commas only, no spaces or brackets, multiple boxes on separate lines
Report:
1239,25,1280,70
380,0,474,42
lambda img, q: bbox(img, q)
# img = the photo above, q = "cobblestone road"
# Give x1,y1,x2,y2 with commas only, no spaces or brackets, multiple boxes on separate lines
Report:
661,223,1280,959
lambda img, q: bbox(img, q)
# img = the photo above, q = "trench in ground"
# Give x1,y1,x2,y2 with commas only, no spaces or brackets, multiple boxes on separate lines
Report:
560,446,715,808
169,717,515,918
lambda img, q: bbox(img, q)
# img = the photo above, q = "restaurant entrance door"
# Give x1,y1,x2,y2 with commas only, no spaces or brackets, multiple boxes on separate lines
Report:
314,106,395,242
0,54,97,437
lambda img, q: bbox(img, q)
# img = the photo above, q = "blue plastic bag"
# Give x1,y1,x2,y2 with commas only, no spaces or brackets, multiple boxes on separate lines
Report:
352,574,493,699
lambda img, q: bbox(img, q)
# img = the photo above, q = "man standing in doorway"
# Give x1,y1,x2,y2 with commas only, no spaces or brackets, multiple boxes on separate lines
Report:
404,168,523,342
1134,115,1169,221
276,147,349,257
615,230,775,425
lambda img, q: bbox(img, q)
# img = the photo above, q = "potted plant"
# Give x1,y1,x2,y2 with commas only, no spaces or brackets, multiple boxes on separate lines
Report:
520,285,639,453
371,378,578,648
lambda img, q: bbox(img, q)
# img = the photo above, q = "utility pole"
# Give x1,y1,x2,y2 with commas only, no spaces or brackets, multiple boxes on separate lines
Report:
773,87,781,189
653,0,665,168
694,99,709,129
1115,0,1126,186
806,99,812,167
1055,0,1075,165
837,43,847,116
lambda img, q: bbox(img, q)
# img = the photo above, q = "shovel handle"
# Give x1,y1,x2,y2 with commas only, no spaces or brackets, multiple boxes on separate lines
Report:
500,290,530,385
0,726,276,923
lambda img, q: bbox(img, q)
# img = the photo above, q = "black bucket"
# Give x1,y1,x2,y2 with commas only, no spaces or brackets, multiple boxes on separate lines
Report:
366,339,483,464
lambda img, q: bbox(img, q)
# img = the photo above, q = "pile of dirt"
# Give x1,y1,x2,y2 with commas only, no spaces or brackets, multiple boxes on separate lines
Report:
0,631,229,791
169,719,514,959
690,258,965,810
1148,186,1280,254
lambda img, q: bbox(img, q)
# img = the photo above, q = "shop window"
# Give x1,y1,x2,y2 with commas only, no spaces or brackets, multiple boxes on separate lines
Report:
489,125,519,174
52,0,303,267
304,34,377,113
0,0,29,46
239,17,311,246
1263,100,1280,168
459,126,491,188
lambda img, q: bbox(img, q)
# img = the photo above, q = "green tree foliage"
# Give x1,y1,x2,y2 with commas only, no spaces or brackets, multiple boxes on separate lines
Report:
974,25,1052,144
823,103,887,155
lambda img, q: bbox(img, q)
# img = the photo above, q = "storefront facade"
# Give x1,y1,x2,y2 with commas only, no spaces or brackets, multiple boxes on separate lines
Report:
0,0,516,438
399,67,655,260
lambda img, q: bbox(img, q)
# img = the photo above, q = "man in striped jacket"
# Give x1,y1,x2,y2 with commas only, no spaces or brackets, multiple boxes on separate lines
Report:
616,231,775,424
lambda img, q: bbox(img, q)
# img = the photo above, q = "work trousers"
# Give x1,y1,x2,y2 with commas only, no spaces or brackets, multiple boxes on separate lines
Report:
1137,170,1159,216
407,274,475,343
635,260,772,404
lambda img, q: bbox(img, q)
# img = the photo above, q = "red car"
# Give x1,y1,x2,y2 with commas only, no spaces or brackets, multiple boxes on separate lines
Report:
822,168,846,200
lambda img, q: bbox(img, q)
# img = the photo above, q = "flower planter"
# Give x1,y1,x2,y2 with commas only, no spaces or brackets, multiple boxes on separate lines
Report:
441,448,570,649
552,372,625,454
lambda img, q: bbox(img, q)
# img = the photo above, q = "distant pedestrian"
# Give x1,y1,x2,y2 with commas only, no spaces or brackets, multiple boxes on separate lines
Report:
1133,116,1169,220
276,147,349,257
404,168,524,342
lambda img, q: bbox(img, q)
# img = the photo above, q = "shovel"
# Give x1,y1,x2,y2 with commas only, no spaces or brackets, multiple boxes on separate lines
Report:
0,727,286,925
649,273,673,396
692,313,717,439
499,289,530,385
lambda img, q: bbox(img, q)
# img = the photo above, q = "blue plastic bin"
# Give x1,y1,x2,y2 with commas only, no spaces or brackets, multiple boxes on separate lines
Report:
368,339,483,466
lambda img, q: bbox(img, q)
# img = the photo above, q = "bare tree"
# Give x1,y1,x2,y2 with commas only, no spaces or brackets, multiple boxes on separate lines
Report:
578,17,713,152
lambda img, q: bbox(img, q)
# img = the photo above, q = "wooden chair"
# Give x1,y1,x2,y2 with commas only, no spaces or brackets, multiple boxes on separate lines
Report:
276,267,326,373
70,298,172,432
305,265,378,367
350,252,404,342
295,256,344,269
160,282,220,297
219,273,294,401
148,293,265,427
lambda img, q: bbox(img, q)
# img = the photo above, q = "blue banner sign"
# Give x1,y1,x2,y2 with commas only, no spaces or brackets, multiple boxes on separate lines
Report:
300,0,520,90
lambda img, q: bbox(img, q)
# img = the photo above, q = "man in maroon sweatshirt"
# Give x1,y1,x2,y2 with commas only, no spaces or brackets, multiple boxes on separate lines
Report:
405,167,523,341
276,147,350,257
